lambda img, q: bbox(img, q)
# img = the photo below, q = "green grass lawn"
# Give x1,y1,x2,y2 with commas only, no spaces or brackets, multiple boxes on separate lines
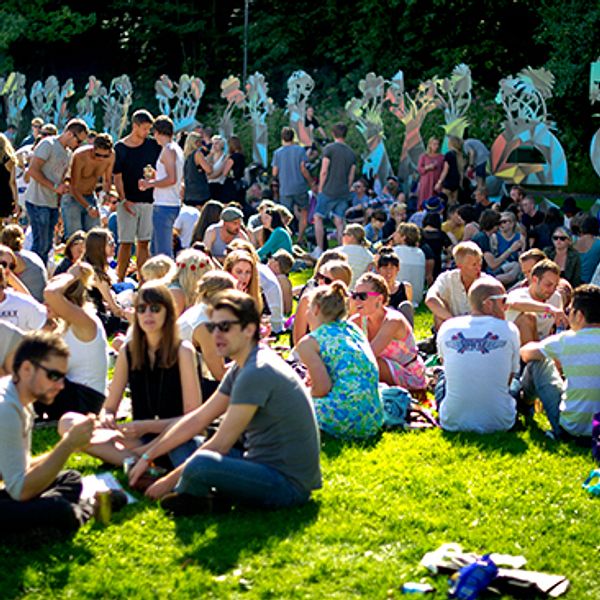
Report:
2,284,599,599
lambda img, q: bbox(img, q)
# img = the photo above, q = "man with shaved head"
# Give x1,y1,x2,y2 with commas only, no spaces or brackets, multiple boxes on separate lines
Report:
435,279,521,433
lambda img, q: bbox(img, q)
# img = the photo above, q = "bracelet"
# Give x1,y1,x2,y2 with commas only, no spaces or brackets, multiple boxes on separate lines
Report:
141,452,150,462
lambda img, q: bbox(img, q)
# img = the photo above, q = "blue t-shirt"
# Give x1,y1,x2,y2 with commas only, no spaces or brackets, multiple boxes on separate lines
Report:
271,144,308,197
579,238,600,283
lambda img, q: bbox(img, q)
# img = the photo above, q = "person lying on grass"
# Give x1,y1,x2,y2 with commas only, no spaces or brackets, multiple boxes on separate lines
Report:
128,289,321,515
296,280,383,439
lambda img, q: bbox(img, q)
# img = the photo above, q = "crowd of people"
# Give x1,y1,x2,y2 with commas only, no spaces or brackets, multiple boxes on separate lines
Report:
0,111,599,536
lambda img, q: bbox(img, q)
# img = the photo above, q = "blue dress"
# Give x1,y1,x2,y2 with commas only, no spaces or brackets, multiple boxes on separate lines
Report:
309,320,383,438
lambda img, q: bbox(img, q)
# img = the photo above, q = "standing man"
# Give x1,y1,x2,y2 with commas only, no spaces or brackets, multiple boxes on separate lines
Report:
0,332,94,534
24,118,89,261
520,195,544,246
113,110,161,280
61,132,115,239
19,117,43,149
313,123,356,256
272,127,315,244
464,137,490,189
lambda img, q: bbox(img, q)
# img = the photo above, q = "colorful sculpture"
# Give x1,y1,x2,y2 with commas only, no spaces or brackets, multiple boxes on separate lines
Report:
286,70,314,146
155,74,205,132
101,75,133,142
590,59,600,178
76,76,105,129
386,70,439,186
30,76,75,129
491,67,567,186
219,75,246,141
434,64,472,139
1,72,28,130
346,72,392,185
245,72,273,166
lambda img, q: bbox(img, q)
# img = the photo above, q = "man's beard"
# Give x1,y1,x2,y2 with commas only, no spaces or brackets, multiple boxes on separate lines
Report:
34,393,56,405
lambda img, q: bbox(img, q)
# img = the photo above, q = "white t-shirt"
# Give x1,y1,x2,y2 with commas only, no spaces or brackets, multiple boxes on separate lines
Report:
177,302,209,343
258,263,284,333
339,244,374,289
0,290,47,331
393,245,426,306
438,315,520,433
174,205,200,248
153,141,184,207
506,287,562,340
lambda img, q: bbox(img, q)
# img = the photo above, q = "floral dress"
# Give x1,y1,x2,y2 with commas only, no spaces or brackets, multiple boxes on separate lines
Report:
310,320,383,439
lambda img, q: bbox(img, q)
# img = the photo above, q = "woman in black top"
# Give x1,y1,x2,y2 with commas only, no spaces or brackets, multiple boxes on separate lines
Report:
421,212,453,282
183,132,213,207
435,135,464,206
221,136,247,206
90,283,201,466
375,247,414,326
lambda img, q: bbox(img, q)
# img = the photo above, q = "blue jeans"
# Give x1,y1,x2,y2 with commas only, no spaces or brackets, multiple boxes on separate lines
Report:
61,194,101,238
175,448,310,509
26,202,59,261
152,205,180,258
521,358,563,436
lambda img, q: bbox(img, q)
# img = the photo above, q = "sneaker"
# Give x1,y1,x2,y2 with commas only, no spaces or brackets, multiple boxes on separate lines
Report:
310,246,323,259
160,492,215,516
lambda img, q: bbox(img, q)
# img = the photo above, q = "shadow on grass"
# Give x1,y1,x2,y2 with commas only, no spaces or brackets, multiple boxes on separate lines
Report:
320,432,383,459
441,430,529,456
0,530,93,600
174,500,320,574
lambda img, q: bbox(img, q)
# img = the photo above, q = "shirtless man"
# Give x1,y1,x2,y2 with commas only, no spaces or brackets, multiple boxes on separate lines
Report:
61,133,114,238
203,207,249,262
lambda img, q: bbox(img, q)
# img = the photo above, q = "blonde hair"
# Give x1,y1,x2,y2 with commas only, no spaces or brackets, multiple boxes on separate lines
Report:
310,281,348,322
426,136,440,154
0,133,17,169
63,262,95,308
223,250,263,313
356,272,390,303
183,132,203,159
196,270,237,303
322,259,352,287
174,249,213,306
141,254,177,285
343,223,367,246
453,241,483,263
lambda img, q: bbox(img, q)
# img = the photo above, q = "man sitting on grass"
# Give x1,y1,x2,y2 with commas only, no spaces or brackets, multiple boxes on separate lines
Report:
0,332,95,534
521,284,600,440
129,289,322,515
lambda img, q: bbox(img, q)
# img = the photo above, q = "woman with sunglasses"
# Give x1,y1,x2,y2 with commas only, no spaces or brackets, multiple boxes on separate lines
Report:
40,263,109,420
375,247,414,326
544,226,581,287
349,273,426,390
296,281,383,439
91,282,201,466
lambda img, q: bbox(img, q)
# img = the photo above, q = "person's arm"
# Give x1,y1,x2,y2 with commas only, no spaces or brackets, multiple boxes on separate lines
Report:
194,149,213,175
102,155,115,193
417,154,429,176
506,296,565,322
99,345,130,427
520,341,546,363
425,258,435,287
9,164,18,208
193,323,227,380
425,293,453,324
43,272,97,341
96,278,124,318
292,294,310,346
347,164,356,191
296,335,331,397
220,157,234,179
257,228,286,261
318,157,330,194
113,172,135,217
404,282,413,304
300,161,316,191
178,341,202,412
19,416,94,501
434,161,449,192
203,226,216,254
272,164,279,179
27,156,68,195
5,269,32,296
483,239,523,271
140,146,176,190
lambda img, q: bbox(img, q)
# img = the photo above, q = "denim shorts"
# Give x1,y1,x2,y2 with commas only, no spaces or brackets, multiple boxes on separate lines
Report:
314,192,351,219
280,192,309,211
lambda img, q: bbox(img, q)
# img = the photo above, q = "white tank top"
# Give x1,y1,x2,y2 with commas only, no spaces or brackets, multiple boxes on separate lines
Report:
63,314,109,395
153,141,184,207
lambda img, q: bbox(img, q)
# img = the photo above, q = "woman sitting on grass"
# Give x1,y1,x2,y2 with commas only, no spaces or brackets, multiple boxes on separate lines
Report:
169,248,214,315
257,207,293,262
54,230,86,275
350,273,426,390
375,247,414,326
83,283,201,467
296,281,383,439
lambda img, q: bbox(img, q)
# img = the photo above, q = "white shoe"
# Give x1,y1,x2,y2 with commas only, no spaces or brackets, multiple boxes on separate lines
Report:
310,247,323,259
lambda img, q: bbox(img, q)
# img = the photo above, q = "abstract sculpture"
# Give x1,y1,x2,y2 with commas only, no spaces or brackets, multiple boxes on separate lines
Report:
286,70,314,146
434,64,472,139
155,74,205,132
30,76,75,129
590,58,600,178
76,76,105,129
1,72,28,130
219,75,246,141
101,75,133,142
245,72,273,166
491,67,567,186
387,70,439,186
346,72,391,185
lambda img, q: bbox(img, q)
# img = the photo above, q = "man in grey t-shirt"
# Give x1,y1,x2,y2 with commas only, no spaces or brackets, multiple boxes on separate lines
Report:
314,122,356,253
25,119,89,261
129,290,322,515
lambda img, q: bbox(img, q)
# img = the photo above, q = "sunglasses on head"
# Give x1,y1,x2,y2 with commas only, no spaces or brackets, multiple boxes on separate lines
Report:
351,290,380,301
0,260,15,270
206,319,241,333
553,235,569,241
136,303,163,314
32,361,67,382
316,272,333,285
487,293,508,303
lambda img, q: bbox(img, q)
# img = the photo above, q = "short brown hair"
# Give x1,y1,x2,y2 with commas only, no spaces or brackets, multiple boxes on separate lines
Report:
1,224,25,252
519,248,546,265
153,115,174,137
13,331,69,377
132,109,154,126
209,289,261,342
531,259,560,280
65,118,89,137
331,122,347,139
281,127,295,142
396,222,421,247
94,133,114,152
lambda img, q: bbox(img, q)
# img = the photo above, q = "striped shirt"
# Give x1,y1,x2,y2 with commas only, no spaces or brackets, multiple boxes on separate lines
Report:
540,328,600,436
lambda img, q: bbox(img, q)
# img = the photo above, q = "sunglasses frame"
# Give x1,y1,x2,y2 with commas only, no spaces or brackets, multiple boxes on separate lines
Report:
31,361,67,382
136,303,163,314
206,319,241,334
351,291,381,301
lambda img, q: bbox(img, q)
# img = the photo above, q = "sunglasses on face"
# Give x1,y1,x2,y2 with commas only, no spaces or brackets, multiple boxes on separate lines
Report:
206,319,241,333
32,361,67,382
553,235,569,241
136,303,163,314
73,133,86,147
94,151,111,159
351,291,380,301
316,272,333,285
499,219,510,224
0,260,15,270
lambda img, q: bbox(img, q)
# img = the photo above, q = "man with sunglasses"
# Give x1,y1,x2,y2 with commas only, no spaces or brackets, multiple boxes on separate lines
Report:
61,132,115,239
0,332,95,534
129,289,321,515
521,284,600,440
24,118,89,261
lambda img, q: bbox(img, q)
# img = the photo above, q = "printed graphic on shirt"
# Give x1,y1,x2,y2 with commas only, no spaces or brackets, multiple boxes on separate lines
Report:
445,332,507,354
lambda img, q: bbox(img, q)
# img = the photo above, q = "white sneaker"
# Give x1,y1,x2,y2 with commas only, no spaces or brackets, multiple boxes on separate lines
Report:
310,247,323,259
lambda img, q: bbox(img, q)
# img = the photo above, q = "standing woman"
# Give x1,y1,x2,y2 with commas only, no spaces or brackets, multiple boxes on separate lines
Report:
207,135,227,201
223,249,264,314
544,226,581,287
182,132,213,208
435,135,465,206
0,133,18,221
350,273,426,390
417,137,444,209
221,136,247,206
296,282,383,439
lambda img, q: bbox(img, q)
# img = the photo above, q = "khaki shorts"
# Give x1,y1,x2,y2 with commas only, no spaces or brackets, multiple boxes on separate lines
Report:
117,202,153,243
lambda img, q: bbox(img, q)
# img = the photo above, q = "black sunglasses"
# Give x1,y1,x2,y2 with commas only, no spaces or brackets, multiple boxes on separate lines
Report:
136,303,163,314
553,235,569,241
316,272,333,285
31,361,67,382
206,319,241,333
350,290,380,301
94,151,111,159
0,260,15,270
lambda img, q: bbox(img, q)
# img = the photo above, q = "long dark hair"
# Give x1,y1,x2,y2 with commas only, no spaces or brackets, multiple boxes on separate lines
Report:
192,200,224,244
84,228,111,283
